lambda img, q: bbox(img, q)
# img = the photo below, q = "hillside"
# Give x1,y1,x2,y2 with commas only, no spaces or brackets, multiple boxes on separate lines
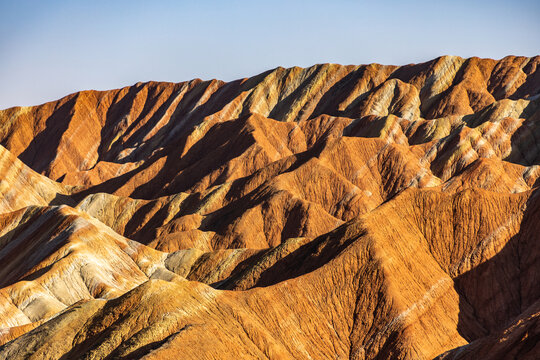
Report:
0,55,539,359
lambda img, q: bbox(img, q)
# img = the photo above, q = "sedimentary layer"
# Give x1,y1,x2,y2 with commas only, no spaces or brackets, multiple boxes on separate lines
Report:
0,55,539,359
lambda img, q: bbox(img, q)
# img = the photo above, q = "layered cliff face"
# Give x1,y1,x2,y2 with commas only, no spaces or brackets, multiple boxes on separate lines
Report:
0,55,539,359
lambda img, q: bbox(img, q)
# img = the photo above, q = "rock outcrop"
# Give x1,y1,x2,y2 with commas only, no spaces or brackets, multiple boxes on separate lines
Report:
0,55,539,359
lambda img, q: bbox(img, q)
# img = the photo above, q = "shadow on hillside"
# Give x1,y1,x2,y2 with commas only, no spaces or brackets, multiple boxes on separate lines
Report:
48,193,77,207
71,115,261,202
216,220,365,290
454,188,540,343
19,96,78,177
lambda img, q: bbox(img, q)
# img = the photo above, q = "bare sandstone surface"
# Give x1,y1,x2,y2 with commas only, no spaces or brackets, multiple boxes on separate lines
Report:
0,55,539,359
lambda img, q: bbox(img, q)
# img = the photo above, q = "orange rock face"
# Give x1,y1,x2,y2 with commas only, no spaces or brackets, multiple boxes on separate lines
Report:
0,55,539,359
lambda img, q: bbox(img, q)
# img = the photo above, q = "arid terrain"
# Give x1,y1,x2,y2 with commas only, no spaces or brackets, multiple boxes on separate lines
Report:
0,55,539,359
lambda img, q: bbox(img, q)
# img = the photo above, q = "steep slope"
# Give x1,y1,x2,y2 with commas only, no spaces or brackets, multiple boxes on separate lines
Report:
0,145,72,213
1,187,538,359
0,56,539,359
1,56,538,194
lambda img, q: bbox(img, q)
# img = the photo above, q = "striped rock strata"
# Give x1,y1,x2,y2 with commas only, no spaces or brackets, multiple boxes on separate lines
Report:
0,55,539,359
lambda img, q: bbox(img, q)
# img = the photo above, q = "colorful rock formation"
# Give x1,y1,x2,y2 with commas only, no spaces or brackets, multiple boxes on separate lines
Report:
0,55,538,359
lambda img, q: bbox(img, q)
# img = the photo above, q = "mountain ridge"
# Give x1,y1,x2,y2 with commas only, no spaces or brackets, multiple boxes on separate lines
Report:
0,55,539,359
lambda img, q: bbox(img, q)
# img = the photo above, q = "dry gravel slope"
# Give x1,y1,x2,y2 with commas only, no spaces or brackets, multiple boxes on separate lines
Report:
0,55,539,359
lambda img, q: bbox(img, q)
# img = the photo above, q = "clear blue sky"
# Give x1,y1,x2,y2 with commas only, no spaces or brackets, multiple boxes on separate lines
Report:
1,0,539,109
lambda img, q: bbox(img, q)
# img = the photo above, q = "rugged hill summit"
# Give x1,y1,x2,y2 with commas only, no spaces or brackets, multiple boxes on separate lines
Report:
0,55,539,359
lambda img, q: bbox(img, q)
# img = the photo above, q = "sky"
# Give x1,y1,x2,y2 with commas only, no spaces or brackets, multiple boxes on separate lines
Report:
1,0,539,109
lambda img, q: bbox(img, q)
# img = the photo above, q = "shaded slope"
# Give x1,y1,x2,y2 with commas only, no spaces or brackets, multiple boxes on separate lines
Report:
0,56,539,359
1,56,538,193
1,187,539,359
